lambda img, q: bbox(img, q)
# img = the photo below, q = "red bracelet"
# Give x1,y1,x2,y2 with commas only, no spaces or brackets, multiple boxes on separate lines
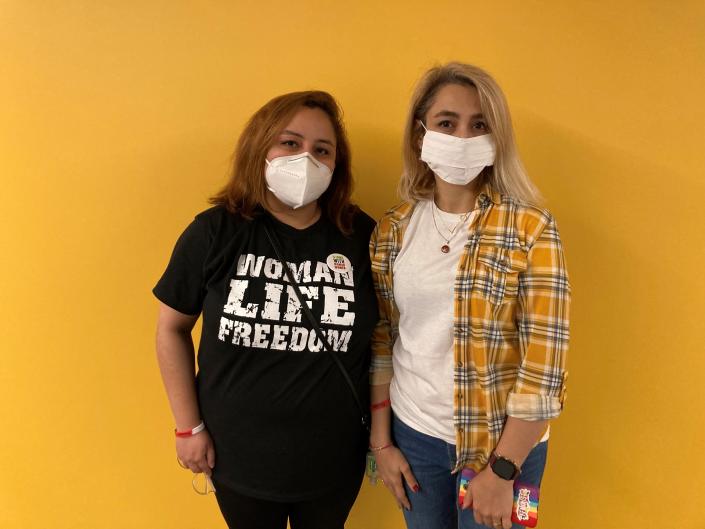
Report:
369,442,393,453
371,398,391,411
175,421,205,437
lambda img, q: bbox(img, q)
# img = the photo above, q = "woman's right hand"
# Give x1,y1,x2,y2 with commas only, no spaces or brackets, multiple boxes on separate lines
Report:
374,445,419,510
176,429,216,477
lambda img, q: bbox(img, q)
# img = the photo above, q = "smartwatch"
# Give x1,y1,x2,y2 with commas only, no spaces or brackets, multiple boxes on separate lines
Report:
488,452,520,480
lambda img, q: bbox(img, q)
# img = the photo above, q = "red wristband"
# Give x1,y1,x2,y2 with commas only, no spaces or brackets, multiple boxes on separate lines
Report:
175,421,205,437
371,398,391,411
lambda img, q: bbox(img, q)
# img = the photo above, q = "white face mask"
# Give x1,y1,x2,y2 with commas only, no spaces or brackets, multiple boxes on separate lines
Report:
265,152,333,209
419,122,496,185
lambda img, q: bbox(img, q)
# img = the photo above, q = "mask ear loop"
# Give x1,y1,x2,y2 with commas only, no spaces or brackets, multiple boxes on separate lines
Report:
417,120,430,154
192,473,217,495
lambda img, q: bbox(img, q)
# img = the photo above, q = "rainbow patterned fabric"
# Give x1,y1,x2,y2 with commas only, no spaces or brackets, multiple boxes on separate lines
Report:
512,484,540,527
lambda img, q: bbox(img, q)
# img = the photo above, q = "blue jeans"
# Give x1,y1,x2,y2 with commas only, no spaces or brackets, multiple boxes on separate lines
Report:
393,415,548,529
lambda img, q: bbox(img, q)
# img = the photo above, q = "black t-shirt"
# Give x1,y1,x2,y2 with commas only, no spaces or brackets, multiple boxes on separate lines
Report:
153,206,377,501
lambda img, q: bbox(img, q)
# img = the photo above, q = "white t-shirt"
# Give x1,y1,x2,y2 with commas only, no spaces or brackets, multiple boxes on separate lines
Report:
390,199,476,443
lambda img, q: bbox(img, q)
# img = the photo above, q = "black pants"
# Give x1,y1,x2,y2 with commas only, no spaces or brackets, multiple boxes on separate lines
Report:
214,470,364,529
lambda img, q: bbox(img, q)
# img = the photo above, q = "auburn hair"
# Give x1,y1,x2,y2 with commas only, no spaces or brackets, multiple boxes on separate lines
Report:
211,91,356,234
400,62,542,205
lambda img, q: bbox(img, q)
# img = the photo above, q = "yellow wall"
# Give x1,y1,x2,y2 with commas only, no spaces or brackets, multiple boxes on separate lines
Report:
2,1,704,528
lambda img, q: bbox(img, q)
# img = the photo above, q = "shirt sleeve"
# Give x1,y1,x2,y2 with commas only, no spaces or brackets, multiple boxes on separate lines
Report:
506,215,570,420
153,216,211,316
369,220,395,385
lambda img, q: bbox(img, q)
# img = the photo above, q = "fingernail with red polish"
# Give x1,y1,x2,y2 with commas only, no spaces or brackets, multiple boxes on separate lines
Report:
413,484,420,493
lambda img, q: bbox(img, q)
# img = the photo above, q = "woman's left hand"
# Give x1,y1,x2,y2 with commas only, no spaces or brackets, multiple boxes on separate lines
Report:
462,467,513,529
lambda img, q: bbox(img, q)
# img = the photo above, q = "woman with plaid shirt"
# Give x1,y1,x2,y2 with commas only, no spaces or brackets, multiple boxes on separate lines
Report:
368,63,570,529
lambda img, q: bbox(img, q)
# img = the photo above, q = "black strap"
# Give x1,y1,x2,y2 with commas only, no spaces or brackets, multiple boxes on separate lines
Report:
263,221,371,433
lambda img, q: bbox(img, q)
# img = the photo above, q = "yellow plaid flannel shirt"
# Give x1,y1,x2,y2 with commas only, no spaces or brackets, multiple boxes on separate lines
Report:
369,186,570,473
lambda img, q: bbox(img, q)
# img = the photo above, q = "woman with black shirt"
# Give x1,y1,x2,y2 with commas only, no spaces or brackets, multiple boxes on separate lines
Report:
154,91,377,529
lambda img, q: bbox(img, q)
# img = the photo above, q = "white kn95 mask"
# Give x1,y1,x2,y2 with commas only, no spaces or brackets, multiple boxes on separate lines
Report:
265,153,333,209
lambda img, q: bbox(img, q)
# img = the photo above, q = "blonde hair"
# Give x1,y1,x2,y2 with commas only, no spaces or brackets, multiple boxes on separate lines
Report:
399,62,542,205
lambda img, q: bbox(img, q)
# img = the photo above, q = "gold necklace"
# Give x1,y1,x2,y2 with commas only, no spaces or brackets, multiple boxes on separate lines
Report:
431,201,471,253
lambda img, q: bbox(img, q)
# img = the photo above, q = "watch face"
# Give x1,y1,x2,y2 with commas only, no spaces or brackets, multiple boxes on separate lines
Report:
492,457,517,480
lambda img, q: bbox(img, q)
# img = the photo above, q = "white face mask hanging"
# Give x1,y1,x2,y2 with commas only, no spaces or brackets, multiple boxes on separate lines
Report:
265,152,333,209
419,121,496,186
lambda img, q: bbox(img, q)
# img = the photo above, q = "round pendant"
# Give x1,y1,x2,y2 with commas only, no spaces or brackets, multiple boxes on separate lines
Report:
441,244,450,253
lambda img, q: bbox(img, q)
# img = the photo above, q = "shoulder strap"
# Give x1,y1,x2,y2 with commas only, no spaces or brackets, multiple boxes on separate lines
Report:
262,221,371,433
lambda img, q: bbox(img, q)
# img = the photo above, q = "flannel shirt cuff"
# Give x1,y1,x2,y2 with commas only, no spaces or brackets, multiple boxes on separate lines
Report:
506,392,563,420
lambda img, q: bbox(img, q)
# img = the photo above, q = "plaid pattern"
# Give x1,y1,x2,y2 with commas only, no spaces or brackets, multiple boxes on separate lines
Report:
369,186,570,473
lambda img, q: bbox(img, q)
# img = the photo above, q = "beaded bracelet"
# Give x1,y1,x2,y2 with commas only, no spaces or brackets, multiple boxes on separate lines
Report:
369,442,393,453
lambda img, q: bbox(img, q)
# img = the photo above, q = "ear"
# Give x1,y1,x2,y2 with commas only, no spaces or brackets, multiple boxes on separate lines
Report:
416,126,424,151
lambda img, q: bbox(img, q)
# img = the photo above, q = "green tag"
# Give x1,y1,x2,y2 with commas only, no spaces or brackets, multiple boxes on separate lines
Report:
366,451,378,485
